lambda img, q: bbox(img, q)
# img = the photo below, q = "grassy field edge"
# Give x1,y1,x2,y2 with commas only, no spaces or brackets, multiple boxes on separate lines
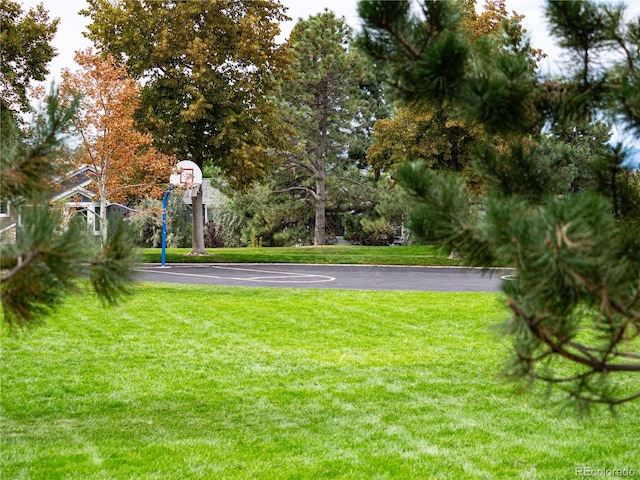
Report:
139,245,465,266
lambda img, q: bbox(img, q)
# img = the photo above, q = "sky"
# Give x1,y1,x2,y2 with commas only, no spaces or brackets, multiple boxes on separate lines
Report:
20,0,640,163
24,0,640,81
24,0,619,81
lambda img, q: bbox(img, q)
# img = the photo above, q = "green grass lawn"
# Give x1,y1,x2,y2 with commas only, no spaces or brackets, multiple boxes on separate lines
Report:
2,284,638,479
139,245,464,266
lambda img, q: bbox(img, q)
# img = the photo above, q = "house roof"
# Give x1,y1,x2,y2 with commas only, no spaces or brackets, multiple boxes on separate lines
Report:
49,165,132,211
181,178,221,206
51,164,97,200
51,185,96,203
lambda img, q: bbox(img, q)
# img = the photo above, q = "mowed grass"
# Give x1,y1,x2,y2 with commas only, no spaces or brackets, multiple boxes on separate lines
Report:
2,284,639,479
139,245,464,266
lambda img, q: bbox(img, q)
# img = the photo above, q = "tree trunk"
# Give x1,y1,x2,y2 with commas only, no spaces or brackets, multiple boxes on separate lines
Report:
314,172,326,246
98,178,108,245
448,248,463,260
189,186,208,255
100,195,108,245
313,80,329,247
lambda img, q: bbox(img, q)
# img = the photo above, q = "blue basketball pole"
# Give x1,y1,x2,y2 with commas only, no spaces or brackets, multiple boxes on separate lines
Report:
161,185,175,267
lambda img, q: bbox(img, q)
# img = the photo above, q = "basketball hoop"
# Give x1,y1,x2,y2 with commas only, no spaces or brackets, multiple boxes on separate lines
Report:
163,160,204,267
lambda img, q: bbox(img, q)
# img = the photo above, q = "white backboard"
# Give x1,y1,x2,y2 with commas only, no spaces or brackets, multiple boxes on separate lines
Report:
169,160,203,187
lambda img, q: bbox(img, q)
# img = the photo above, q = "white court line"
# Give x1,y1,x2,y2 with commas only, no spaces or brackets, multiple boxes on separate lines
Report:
136,265,336,284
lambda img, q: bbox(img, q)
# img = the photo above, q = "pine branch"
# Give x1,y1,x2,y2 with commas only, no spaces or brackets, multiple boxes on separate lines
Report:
570,390,640,406
271,186,316,202
336,176,382,192
510,298,640,373
0,250,39,284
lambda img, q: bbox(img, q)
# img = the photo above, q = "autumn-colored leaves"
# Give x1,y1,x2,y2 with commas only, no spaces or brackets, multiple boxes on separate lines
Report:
60,49,174,207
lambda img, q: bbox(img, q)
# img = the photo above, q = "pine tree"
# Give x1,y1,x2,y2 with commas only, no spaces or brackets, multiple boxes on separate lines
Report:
359,0,640,408
275,11,368,245
0,90,137,328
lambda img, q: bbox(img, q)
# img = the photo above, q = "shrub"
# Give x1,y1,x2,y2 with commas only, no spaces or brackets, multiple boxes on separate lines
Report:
204,220,225,248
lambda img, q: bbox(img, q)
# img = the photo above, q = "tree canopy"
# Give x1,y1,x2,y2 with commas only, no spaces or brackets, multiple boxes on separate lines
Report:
0,0,58,128
363,0,533,193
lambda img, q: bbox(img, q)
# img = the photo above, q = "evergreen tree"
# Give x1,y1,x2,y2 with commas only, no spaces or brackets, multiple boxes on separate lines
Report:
0,90,137,328
363,0,525,183
359,0,640,408
275,11,369,245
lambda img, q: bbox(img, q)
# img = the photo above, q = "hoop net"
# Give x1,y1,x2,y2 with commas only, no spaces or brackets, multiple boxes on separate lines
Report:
169,161,203,197
177,168,200,197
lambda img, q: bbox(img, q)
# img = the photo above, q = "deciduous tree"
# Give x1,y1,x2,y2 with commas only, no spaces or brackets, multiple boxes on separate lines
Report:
366,103,482,178
61,49,173,243
0,0,58,129
82,0,289,255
